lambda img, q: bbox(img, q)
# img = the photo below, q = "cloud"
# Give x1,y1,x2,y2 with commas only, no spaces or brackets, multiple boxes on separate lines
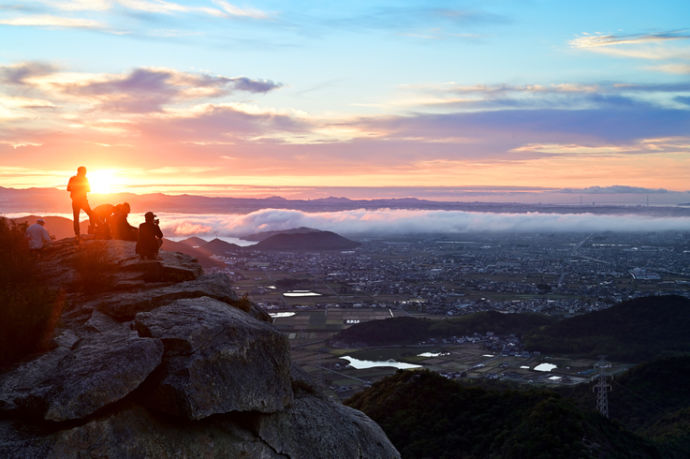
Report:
397,81,690,113
0,0,271,38
361,106,690,146
212,0,270,19
510,137,690,157
230,77,282,93
0,14,107,30
649,64,690,75
570,31,690,49
560,186,668,194
1,64,282,114
141,103,309,140
156,208,690,238
0,140,43,149
0,62,57,86
676,96,690,106
48,0,111,12
569,31,690,73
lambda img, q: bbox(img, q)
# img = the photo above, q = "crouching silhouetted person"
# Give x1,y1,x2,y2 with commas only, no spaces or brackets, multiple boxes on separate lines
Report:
111,202,138,241
91,203,115,238
136,211,163,259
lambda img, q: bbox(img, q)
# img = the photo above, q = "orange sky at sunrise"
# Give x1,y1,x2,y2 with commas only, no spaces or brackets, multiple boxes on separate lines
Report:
2,1,690,198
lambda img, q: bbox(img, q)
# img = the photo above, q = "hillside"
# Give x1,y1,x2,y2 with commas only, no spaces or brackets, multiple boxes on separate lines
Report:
242,226,320,241
337,296,690,361
202,238,242,254
333,312,555,346
561,355,690,456
523,295,690,361
253,230,361,251
178,236,208,247
347,370,659,458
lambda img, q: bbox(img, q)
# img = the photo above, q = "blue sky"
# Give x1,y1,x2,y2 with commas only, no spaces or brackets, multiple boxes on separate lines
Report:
1,0,689,196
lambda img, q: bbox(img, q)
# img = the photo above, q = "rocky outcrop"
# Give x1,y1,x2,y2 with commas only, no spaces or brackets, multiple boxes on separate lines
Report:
0,239,399,458
135,297,293,419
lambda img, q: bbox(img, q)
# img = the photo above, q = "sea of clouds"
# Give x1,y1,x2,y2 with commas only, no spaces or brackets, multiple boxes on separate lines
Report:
153,208,690,239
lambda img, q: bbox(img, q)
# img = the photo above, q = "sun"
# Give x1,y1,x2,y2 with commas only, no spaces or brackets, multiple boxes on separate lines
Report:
88,169,121,194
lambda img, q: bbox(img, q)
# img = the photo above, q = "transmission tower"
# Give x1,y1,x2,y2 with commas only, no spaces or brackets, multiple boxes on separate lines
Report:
593,357,612,418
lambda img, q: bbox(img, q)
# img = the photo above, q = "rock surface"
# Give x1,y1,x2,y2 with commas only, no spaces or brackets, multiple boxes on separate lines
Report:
135,297,293,419
0,239,399,458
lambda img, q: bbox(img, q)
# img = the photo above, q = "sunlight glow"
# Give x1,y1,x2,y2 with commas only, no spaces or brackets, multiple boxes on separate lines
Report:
88,169,125,194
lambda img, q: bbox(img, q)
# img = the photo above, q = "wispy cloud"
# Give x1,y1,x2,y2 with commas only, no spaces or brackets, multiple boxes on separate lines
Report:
0,0,272,37
394,80,690,112
510,137,690,157
570,31,690,74
570,31,690,48
47,0,111,12
561,185,669,194
26,0,272,19
0,14,107,29
212,0,270,19
648,63,690,74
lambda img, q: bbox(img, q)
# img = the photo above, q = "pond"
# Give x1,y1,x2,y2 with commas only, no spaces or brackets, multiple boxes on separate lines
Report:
534,363,557,372
283,290,322,297
418,352,450,358
269,312,296,318
340,356,422,370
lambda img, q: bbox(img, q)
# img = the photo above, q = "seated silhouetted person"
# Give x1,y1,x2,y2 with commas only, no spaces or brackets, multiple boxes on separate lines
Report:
90,203,116,239
110,202,138,241
136,211,163,259
26,218,52,252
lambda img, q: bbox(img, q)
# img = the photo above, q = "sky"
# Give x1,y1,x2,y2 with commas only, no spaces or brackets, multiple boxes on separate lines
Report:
1,0,690,198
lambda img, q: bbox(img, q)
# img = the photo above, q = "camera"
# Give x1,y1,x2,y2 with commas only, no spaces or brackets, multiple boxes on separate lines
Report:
154,218,160,225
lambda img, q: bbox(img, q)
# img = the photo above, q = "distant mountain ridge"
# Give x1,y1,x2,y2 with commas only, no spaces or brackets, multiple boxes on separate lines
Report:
4,186,690,217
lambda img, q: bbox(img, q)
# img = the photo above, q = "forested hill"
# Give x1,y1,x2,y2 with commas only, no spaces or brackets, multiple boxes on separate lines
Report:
523,295,690,361
332,312,555,346
347,370,660,458
335,295,690,362
562,355,690,456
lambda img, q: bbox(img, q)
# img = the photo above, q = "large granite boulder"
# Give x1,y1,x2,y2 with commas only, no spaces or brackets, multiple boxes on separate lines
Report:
0,239,399,458
78,272,269,322
0,405,280,458
0,320,163,422
134,297,293,419
258,393,400,458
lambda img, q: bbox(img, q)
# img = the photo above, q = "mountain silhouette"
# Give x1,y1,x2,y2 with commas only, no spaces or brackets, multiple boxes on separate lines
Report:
252,230,360,251
242,227,320,242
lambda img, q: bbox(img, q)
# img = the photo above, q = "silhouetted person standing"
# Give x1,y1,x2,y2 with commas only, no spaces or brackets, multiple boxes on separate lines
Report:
67,166,94,241
136,211,163,259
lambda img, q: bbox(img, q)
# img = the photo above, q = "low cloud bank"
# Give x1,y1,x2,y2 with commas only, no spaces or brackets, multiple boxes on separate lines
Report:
157,208,690,238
